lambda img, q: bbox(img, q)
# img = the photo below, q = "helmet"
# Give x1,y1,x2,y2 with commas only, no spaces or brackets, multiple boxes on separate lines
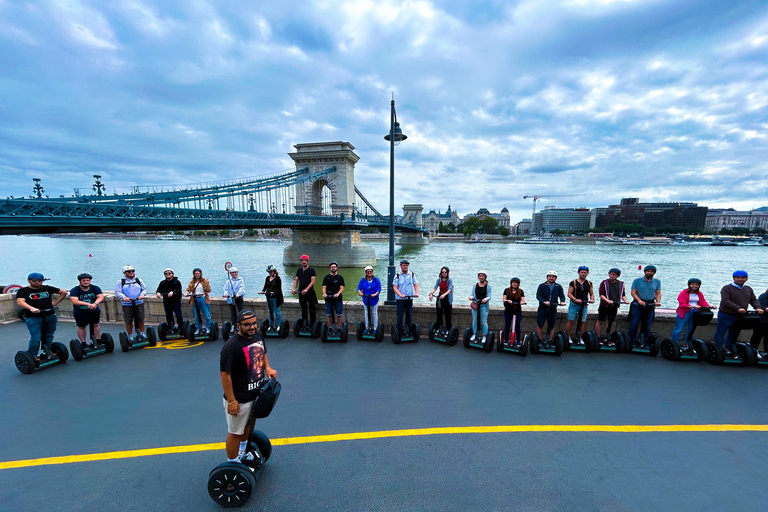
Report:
644,265,657,272
478,270,488,277
609,267,621,276
192,267,202,274
364,265,374,272
122,265,135,273
733,270,748,278
77,273,92,281
27,272,45,281
547,270,558,277
687,278,701,285
578,266,589,272
300,254,310,261
164,268,174,274
229,266,238,273
329,261,338,268
266,265,276,272
400,259,410,265
511,277,521,283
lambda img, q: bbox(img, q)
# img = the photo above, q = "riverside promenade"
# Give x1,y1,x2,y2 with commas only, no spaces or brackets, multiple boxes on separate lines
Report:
1,299,768,511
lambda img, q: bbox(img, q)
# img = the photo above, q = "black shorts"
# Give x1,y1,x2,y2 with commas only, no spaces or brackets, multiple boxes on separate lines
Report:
597,305,619,322
73,308,101,327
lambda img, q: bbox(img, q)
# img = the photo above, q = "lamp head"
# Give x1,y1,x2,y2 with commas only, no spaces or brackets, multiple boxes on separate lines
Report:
384,122,408,144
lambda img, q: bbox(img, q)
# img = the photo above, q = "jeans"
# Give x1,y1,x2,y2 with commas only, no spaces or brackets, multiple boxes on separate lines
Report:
628,302,655,345
503,311,523,343
267,298,282,329
25,314,57,356
396,298,413,330
435,298,452,330
714,311,740,350
164,301,183,327
193,296,212,330
363,302,379,330
471,302,489,335
671,310,695,344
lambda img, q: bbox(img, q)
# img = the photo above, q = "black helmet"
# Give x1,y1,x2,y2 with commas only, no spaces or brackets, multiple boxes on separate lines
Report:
400,259,410,265
609,268,621,276
329,261,338,267
687,278,702,286
77,273,92,281
510,277,521,283
193,267,202,274
644,265,657,272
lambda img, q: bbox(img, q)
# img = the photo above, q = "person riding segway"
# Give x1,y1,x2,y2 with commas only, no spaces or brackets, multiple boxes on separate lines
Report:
115,265,157,352
564,266,598,352
428,267,458,346
749,287,768,365
659,278,712,362
530,270,566,356
626,265,662,356
259,265,289,338
321,261,348,342
291,255,321,339
223,264,245,341
391,259,420,344
69,273,114,360
156,268,188,342
14,273,69,374
357,266,383,342
185,268,219,342
497,277,527,356
595,268,629,352
464,270,495,352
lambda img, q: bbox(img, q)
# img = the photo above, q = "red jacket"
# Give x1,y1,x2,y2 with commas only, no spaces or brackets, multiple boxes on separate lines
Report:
676,289,710,319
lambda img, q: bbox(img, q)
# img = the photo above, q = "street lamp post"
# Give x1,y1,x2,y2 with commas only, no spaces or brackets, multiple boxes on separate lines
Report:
384,97,407,305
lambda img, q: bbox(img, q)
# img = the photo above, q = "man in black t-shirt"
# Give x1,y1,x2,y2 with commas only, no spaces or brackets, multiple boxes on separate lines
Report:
16,272,69,359
322,261,345,328
220,310,277,462
155,268,184,332
69,273,104,347
291,254,318,327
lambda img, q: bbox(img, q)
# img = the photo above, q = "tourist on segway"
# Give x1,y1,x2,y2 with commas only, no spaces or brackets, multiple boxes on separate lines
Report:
429,266,453,331
749,287,768,354
502,277,525,347
671,278,713,350
223,266,245,339
185,268,212,336
467,270,492,346
628,265,662,350
291,254,320,337
115,265,149,341
357,266,381,335
565,266,595,346
69,273,104,349
392,259,419,340
535,270,566,342
595,268,629,342
260,265,288,337
713,270,764,360
322,261,346,336
16,272,69,364
155,268,185,339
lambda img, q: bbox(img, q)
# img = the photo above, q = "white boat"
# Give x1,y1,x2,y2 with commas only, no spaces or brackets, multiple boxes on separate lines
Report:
739,237,764,246
465,237,492,244
516,236,572,244
155,234,189,240
596,237,671,246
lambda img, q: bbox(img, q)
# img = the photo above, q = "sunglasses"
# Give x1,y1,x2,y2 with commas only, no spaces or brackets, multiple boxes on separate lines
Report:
125,270,135,273
164,272,173,275
29,279,42,283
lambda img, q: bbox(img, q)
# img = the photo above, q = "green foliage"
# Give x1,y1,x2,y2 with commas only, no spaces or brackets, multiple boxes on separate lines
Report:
269,229,279,236
499,227,510,237
193,230,205,236
457,216,499,236
173,230,185,235
219,229,230,236
244,229,256,236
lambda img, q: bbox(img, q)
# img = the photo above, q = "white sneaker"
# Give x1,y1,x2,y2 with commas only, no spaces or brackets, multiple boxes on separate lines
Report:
481,336,487,344
470,334,476,342
194,328,202,335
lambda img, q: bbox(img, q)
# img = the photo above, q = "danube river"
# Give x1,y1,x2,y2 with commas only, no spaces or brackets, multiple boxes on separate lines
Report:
1,236,766,307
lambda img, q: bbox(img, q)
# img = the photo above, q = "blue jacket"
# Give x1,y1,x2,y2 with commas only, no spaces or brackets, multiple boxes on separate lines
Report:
536,282,565,306
358,277,381,306
470,283,492,302
432,278,453,305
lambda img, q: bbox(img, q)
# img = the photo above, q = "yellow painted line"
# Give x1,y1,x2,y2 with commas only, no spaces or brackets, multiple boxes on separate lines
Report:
2,424,767,471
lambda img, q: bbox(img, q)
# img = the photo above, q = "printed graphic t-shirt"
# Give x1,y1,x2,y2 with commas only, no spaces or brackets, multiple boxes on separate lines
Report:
322,274,345,301
220,332,268,404
17,285,60,317
70,285,103,312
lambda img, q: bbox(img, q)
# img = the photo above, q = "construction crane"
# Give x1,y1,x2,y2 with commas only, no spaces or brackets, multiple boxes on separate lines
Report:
522,194,586,234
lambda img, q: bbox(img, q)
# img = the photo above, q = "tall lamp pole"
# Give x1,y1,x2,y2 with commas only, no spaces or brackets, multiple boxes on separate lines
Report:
384,97,407,305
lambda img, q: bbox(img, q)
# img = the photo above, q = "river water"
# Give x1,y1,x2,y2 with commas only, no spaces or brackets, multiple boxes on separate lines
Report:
1,236,767,308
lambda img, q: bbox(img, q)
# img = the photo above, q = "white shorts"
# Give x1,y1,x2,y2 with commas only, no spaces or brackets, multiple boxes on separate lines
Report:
223,397,254,435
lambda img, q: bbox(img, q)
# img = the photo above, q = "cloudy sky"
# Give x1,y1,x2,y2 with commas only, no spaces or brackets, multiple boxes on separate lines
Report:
1,0,767,222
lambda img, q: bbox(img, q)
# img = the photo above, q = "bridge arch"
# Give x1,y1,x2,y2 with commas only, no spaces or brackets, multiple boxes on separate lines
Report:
289,142,358,218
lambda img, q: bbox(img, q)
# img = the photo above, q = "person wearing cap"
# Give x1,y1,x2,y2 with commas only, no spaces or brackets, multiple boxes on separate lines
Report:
156,268,184,333
16,273,68,360
714,271,764,357
223,267,246,328
535,270,566,341
671,278,713,349
468,270,492,343
357,266,381,331
70,273,104,347
292,254,318,328
502,277,525,346
260,265,284,329
429,267,454,331
392,259,419,333
185,268,212,335
322,261,345,328
115,265,148,339
565,266,595,343
595,268,629,340
628,265,662,347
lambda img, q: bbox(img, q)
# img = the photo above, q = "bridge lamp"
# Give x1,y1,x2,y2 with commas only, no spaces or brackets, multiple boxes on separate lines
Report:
384,97,408,305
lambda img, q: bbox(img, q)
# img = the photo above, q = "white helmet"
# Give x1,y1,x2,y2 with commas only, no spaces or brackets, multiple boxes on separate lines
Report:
364,265,374,272
122,265,135,273
547,270,558,277
229,267,238,273
478,270,488,277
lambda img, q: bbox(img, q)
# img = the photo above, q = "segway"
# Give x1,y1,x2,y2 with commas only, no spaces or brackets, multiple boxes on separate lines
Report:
705,311,759,366
259,292,290,339
157,293,190,342
118,300,158,352
659,307,710,362
185,298,219,342
529,303,566,356
70,315,115,361
496,304,527,356
357,295,384,342
15,308,69,374
321,301,348,342
595,304,628,352
563,301,598,352
222,296,244,342
626,302,660,356
294,318,322,339
207,378,280,508
391,296,419,344
428,296,458,346
463,299,495,352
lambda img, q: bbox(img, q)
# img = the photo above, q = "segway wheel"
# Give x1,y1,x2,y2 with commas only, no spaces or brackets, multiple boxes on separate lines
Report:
186,323,196,342
584,331,599,352
609,332,623,351
391,325,401,344
553,333,565,356
376,323,384,342
411,324,420,343
101,333,115,353
705,341,724,365
447,326,459,346
249,430,272,463
692,339,708,362
294,319,302,337
15,351,36,374
207,462,257,508
321,323,328,343
462,327,471,348
260,319,269,334
52,342,69,363
223,322,232,342
209,322,219,341
312,321,322,339
146,327,158,347
341,323,348,342
119,332,130,352
620,332,632,353
520,336,529,356
180,320,190,338
484,331,495,352
158,322,168,342
280,320,290,339
497,332,505,352
529,333,540,354
736,343,757,365
357,322,365,341
70,339,84,361
660,338,680,361
647,332,660,357
428,322,437,342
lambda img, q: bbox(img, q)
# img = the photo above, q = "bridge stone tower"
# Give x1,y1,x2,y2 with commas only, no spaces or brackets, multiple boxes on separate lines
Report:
398,204,430,245
283,142,376,268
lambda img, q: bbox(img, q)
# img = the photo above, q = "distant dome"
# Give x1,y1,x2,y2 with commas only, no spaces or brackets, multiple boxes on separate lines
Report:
501,207,509,213
477,208,490,215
